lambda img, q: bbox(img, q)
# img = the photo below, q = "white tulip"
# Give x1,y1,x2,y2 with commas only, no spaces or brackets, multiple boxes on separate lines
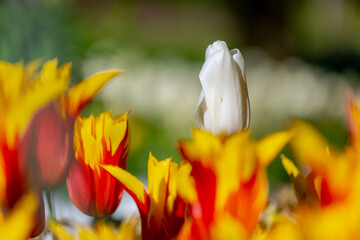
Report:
195,40,250,135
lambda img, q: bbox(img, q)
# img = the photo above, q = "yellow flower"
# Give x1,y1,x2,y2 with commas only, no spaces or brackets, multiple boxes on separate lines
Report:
0,59,122,238
31,59,123,187
50,219,137,240
0,193,38,240
177,128,292,239
282,119,360,239
252,217,302,240
0,60,67,147
0,59,67,237
67,111,130,217
102,153,192,239
0,158,38,240
283,122,356,206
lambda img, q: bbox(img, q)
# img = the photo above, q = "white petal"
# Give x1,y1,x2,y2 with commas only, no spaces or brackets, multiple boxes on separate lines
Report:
231,48,246,81
199,49,227,134
232,49,250,129
203,109,211,130
195,90,207,129
245,96,250,128
205,40,229,60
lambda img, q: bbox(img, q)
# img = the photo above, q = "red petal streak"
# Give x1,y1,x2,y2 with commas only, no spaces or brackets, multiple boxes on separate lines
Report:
191,162,216,228
320,179,333,207
2,144,25,208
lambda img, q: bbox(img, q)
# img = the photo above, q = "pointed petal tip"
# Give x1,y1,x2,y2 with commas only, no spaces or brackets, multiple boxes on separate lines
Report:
100,164,148,214
281,155,300,178
95,69,126,76
66,68,126,117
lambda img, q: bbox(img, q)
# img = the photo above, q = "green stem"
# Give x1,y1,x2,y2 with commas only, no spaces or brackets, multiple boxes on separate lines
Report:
45,189,55,221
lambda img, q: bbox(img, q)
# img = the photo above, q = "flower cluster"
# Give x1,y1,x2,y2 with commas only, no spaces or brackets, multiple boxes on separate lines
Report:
0,59,122,239
271,94,360,240
0,41,358,240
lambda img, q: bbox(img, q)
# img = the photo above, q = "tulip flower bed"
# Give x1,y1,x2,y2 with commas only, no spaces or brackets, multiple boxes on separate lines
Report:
0,41,359,240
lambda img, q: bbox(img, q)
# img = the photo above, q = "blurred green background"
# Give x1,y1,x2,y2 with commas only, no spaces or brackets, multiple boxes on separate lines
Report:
1,0,360,192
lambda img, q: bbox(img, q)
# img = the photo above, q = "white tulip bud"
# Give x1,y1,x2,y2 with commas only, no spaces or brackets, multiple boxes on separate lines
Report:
195,40,250,135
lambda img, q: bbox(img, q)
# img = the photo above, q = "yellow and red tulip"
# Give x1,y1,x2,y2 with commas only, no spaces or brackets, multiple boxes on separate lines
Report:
0,145,42,240
253,217,302,240
0,60,68,237
177,128,291,239
102,153,193,240
29,59,123,188
50,218,137,240
283,122,355,207
281,113,360,239
67,111,130,217
0,193,39,240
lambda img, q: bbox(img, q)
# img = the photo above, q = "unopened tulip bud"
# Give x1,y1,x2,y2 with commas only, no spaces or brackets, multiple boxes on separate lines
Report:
195,40,250,135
